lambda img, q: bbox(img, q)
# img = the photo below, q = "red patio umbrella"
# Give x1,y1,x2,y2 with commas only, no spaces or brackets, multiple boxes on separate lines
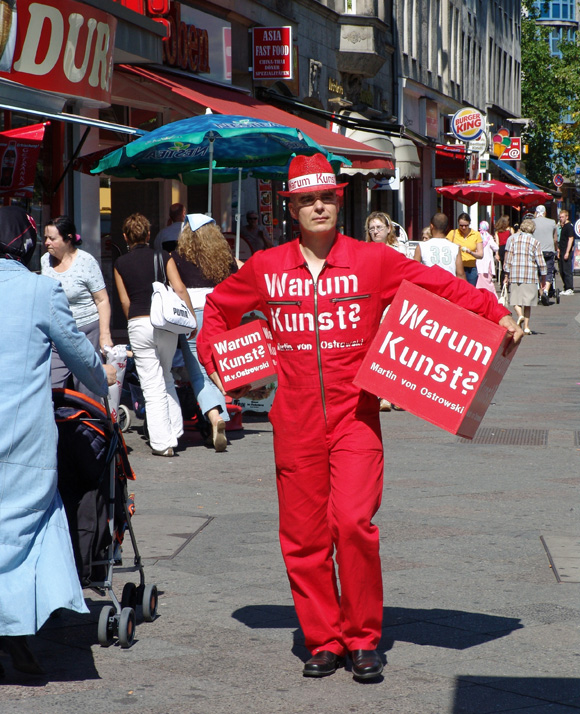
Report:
436,179,552,209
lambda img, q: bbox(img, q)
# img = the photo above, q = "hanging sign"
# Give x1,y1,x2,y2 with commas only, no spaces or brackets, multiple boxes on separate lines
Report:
0,122,46,198
493,128,521,160
252,26,292,80
450,108,485,142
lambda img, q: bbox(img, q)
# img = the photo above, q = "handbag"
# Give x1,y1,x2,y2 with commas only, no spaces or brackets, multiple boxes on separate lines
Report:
150,251,197,334
498,284,508,306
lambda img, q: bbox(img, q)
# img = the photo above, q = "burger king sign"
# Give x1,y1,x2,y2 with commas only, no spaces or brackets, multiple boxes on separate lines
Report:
451,108,485,142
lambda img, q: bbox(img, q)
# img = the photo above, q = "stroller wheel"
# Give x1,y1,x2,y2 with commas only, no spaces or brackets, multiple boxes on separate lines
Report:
121,582,138,611
98,605,115,647
118,405,131,432
142,583,158,622
118,607,136,648
556,289,560,304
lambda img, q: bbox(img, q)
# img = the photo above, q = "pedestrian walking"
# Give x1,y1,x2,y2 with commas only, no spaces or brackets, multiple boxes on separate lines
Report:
171,214,239,452
557,209,575,295
475,220,499,295
196,153,522,682
503,217,547,335
414,212,465,278
42,215,113,401
447,212,483,286
114,213,195,457
0,206,115,676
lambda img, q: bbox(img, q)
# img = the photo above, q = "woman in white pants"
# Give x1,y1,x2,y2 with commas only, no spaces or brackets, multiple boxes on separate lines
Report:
114,213,194,456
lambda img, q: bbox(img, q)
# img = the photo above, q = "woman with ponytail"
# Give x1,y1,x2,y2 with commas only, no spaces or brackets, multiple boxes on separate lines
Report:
41,215,112,400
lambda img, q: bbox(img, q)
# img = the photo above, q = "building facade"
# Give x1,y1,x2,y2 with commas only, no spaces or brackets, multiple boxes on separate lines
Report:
395,0,522,234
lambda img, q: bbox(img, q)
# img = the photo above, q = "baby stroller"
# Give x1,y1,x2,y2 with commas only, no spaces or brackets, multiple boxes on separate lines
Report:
53,388,158,648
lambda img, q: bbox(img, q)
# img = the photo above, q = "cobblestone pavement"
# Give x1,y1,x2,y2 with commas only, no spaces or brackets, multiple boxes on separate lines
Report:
1,289,580,713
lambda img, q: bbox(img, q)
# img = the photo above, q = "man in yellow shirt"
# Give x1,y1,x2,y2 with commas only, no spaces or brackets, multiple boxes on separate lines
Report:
447,212,483,286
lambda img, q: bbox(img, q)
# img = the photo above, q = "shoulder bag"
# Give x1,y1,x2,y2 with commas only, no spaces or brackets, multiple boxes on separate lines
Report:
150,251,197,334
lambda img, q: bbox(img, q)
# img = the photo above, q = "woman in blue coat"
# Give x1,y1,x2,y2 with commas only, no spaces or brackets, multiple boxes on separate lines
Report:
0,207,115,676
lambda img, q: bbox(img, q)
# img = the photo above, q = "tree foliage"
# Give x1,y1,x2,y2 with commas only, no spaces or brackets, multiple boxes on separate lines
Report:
520,0,580,185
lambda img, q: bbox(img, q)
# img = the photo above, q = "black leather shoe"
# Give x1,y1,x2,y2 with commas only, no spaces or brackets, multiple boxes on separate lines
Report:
303,650,344,677
349,649,383,680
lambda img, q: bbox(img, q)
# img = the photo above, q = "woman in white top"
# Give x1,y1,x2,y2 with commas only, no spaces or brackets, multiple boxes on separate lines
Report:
41,216,112,399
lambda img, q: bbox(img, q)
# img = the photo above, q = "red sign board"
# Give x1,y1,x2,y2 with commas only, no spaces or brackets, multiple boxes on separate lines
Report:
0,0,117,106
354,282,518,439
0,123,46,198
211,319,278,392
252,27,292,80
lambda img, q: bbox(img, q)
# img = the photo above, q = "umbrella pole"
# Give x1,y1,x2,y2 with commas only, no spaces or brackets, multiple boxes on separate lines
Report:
207,132,214,217
235,167,242,260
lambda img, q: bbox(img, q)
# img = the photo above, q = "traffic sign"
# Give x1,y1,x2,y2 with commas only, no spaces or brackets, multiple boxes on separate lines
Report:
553,173,564,187
574,218,580,237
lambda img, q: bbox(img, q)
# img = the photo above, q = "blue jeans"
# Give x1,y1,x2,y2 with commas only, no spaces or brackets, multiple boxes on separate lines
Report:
464,266,478,286
178,309,228,422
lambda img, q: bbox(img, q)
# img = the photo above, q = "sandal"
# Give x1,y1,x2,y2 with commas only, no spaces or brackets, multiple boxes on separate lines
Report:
212,419,227,452
516,315,525,327
523,327,533,335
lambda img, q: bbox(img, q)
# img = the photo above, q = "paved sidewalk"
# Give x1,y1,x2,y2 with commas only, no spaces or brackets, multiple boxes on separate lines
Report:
1,290,580,713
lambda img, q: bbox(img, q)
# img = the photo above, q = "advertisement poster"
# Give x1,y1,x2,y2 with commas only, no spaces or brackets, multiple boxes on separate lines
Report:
354,281,518,439
258,179,273,242
0,123,46,198
252,26,292,80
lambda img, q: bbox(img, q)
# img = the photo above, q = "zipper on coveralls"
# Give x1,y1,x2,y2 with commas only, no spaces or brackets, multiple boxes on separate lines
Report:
330,294,371,303
311,269,327,424
266,300,303,305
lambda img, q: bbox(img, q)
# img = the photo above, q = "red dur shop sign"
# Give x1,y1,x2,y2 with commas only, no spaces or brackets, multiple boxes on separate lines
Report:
252,26,292,80
354,281,518,439
0,0,117,106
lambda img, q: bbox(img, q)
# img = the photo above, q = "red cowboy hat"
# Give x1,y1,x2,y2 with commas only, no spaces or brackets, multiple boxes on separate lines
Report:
278,153,348,197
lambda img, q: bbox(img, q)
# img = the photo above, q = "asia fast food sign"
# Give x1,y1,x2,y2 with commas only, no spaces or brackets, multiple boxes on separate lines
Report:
252,26,292,80
0,0,116,105
354,281,518,439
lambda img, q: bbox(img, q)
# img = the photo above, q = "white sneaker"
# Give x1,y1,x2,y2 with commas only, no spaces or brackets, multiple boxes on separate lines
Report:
561,289,574,296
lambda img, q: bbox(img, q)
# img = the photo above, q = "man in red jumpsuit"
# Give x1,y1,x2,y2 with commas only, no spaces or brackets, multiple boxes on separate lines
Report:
197,154,522,681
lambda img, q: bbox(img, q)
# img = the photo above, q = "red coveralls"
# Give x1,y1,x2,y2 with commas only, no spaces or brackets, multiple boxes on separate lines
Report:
197,232,509,656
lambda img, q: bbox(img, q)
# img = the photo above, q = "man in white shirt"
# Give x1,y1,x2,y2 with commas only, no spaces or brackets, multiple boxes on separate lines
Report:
414,213,466,279
154,203,186,252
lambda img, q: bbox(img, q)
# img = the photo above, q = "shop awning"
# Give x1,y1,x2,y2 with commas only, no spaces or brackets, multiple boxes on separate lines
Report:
391,136,421,179
490,158,539,190
0,78,144,136
118,65,395,171
436,144,466,180
341,112,395,177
